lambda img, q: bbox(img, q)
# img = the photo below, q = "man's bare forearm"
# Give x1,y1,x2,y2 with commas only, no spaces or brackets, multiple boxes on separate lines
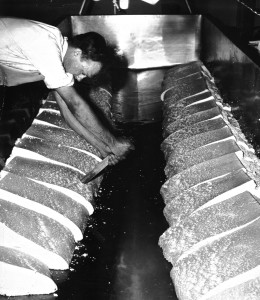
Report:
53,90,110,157
56,86,117,149
55,86,134,162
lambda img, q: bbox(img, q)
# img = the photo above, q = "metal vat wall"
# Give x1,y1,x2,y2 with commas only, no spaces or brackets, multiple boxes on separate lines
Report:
60,15,201,69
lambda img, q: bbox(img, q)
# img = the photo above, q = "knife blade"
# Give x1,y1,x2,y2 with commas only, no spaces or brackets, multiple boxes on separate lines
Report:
80,156,109,184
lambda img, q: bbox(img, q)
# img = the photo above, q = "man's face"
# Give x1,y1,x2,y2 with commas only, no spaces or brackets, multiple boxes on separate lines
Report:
65,49,102,81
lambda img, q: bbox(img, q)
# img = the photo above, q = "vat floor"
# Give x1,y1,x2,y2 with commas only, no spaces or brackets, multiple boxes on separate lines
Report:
55,123,177,300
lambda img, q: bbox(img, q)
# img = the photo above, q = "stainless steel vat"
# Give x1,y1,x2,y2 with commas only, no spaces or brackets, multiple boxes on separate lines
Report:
55,14,260,300
59,15,201,123
68,15,201,69
59,14,260,128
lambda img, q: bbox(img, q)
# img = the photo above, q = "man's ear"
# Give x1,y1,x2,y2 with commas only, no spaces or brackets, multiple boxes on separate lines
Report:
74,48,82,56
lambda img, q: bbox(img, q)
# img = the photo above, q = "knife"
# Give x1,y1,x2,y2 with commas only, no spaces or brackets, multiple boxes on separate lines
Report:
80,156,109,184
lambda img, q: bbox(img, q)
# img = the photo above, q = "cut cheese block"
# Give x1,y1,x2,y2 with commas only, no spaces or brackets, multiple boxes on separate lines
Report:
0,187,83,242
163,90,212,117
36,109,72,130
163,107,221,134
163,116,226,142
163,61,202,81
0,171,91,233
162,169,254,224
25,121,101,156
162,78,208,106
162,72,202,94
163,70,202,87
162,152,244,196
0,246,57,296
161,126,233,160
173,215,260,300
0,199,75,270
88,87,115,127
160,191,260,264
163,98,217,127
165,139,239,175
160,61,260,300
15,136,101,174
204,276,260,300
163,90,212,112
42,100,59,110
4,156,93,199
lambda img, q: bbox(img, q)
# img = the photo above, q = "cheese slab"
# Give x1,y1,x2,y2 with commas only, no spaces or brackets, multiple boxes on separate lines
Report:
0,199,74,270
0,246,57,296
160,191,260,264
161,126,233,160
162,169,254,225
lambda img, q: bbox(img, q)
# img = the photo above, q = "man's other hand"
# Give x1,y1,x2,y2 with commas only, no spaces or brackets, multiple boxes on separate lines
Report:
108,137,135,166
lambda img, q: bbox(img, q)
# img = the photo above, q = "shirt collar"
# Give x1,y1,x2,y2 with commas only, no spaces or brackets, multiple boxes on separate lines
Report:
62,37,68,61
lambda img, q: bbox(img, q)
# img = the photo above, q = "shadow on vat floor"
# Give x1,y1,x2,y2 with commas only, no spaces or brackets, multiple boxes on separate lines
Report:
55,122,177,300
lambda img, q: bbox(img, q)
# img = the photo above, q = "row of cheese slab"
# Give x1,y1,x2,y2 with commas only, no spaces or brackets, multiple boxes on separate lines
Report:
159,61,260,300
0,92,104,296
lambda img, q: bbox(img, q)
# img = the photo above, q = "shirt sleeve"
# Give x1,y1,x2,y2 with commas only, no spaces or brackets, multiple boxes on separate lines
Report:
17,25,74,89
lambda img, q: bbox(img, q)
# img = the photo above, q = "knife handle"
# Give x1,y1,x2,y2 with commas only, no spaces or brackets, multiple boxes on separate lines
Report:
80,156,109,184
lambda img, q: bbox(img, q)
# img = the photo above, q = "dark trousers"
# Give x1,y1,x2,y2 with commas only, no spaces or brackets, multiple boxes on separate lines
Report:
0,82,47,165
0,85,5,120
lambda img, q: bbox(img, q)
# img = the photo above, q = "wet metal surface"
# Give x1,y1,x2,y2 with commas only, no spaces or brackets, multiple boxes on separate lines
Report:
62,15,201,69
55,124,176,300
111,68,167,124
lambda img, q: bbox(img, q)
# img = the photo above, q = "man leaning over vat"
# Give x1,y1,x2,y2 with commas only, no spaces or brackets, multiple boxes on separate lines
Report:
0,17,134,165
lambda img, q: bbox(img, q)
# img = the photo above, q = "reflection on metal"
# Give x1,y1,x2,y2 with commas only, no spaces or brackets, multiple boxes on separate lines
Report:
69,15,201,69
111,69,166,123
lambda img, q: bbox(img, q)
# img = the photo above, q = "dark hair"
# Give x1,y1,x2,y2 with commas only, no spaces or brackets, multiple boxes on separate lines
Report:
69,32,107,62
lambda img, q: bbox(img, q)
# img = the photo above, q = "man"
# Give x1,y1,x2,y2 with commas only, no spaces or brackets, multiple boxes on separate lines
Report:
0,17,133,165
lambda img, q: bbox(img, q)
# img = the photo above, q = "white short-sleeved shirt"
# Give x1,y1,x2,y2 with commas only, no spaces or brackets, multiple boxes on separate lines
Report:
0,18,74,88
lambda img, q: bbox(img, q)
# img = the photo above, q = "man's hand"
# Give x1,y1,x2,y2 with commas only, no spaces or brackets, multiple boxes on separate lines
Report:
108,137,135,166
54,87,135,166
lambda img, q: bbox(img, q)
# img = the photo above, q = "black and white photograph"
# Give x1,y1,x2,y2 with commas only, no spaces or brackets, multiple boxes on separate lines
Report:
1,1,260,299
